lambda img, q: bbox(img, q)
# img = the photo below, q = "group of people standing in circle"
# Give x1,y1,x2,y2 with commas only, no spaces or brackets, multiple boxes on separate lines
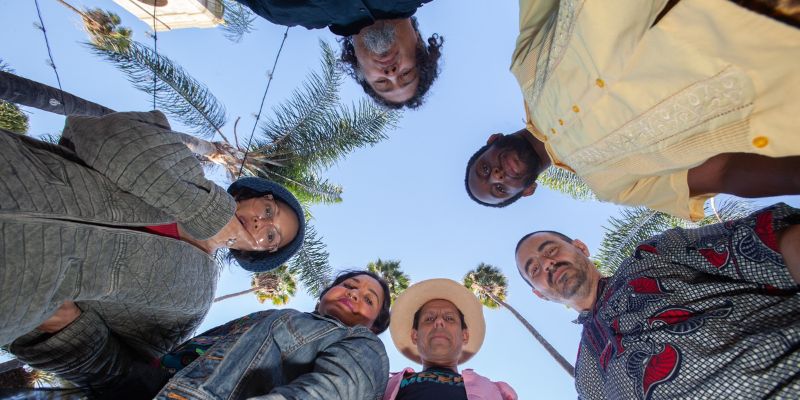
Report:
1,0,800,399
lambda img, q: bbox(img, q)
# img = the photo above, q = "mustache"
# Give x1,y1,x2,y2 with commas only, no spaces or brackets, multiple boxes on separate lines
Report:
547,261,571,286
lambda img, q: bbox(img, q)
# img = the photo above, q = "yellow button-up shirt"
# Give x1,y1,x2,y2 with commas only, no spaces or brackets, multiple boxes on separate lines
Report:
512,0,800,220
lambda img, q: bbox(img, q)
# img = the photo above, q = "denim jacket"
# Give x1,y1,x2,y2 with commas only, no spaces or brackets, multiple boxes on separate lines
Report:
156,309,390,400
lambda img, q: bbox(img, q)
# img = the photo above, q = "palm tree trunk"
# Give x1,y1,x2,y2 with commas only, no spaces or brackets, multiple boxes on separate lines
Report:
0,71,114,116
213,287,259,303
483,290,575,376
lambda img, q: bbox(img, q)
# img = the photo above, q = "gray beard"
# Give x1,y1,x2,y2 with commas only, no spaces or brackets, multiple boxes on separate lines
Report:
359,22,396,55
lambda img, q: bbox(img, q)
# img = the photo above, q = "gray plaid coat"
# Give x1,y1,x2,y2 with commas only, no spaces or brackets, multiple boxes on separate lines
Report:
0,111,234,388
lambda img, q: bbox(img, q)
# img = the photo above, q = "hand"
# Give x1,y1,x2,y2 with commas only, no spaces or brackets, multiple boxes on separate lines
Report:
38,301,81,333
205,214,260,252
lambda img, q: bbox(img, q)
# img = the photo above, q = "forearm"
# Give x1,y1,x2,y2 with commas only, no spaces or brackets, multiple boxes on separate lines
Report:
778,224,800,285
689,153,800,198
172,129,217,156
10,309,140,388
262,336,389,400
61,111,235,239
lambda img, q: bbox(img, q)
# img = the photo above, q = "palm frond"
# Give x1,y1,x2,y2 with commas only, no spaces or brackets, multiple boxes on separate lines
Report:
83,10,227,139
367,259,410,302
38,134,62,144
463,263,508,309
537,167,596,201
696,197,754,226
0,101,29,135
251,265,298,305
596,197,755,275
256,41,341,151
595,207,686,275
286,224,332,297
255,42,399,171
254,165,344,204
220,0,256,43
0,60,29,135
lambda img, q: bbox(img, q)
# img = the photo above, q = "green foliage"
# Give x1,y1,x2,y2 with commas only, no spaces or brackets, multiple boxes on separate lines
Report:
251,265,297,306
250,41,399,202
366,259,410,302
463,263,508,309
83,9,227,139
596,198,754,275
286,224,332,297
0,60,29,135
220,0,256,43
76,10,397,298
537,167,596,201
0,102,29,135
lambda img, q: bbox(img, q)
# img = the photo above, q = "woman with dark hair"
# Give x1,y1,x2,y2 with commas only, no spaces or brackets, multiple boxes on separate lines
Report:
6,270,390,399
0,111,305,393
151,270,391,399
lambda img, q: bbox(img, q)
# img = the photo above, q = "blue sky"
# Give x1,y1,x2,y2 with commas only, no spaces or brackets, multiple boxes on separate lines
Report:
2,1,798,398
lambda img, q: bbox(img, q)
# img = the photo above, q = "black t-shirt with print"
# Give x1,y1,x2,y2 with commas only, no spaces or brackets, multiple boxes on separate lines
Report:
395,367,468,400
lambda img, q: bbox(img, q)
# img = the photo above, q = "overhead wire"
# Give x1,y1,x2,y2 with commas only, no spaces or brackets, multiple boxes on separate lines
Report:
33,0,66,115
236,26,290,178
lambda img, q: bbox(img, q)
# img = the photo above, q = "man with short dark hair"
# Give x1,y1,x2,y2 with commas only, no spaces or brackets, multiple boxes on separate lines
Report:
465,0,800,220
514,203,800,398
383,278,517,400
233,0,443,109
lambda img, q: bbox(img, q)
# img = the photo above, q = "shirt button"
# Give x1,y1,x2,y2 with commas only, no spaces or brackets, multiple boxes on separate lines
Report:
558,119,564,126
550,127,557,135
572,105,580,113
596,78,605,88
752,136,769,148
359,7,366,12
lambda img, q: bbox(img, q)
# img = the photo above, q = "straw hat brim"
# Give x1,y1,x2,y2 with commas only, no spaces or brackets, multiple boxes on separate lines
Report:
389,279,485,365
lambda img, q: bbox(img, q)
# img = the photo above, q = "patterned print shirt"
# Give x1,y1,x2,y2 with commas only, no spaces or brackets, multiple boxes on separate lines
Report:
575,203,800,399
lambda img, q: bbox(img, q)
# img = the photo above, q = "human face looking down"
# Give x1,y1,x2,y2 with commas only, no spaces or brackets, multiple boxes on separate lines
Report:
318,275,385,330
515,232,598,311
234,195,299,252
353,19,420,104
468,133,540,205
411,299,469,370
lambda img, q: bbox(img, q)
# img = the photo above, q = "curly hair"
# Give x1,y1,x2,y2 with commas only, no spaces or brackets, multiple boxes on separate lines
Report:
339,17,444,110
464,142,528,208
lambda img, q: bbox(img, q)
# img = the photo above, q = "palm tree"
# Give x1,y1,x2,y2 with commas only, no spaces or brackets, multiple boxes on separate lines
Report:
0,359,60,389
220,0,256,43
253,266,298,305
0,61,29,134
213,265,297,305
366,259,410,302
537,167,596,201
77,7,229,142
464,263,575,376
36,6,399,297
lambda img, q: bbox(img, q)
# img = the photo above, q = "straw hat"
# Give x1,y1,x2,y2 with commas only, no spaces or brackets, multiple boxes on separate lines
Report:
389,278,486,364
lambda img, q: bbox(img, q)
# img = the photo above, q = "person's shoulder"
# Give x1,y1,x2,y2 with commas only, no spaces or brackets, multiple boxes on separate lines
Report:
390,367,417,377
462,370,519,400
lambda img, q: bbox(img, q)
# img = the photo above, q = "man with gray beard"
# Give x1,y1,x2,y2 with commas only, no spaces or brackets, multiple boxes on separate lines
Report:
233,0,443,109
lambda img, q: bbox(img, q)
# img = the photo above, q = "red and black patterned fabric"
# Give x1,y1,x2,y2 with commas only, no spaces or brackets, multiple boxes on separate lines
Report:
575,203,800,399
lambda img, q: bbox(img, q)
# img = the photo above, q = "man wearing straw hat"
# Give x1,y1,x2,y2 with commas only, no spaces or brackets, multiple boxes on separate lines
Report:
383,278,517,400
